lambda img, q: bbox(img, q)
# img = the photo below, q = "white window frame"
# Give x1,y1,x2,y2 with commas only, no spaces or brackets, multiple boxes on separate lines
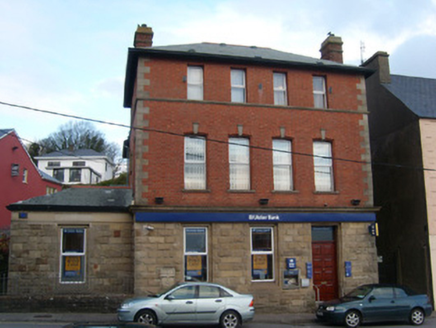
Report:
273,139,293,191
229,137,250,190
313,141,334,192
250,227,274,282
187,66,204,100
184,136,206,190
313,76,327,108
231,69,246,103
273,72,287,105
69,168,82,183
60,227,86,284
184,227,208,281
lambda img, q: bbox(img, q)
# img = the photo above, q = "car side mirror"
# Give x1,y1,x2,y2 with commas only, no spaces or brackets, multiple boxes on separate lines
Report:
369,296,376,303
165,294,175,301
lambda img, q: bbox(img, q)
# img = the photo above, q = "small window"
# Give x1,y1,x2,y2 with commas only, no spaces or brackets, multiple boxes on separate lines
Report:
22,169,28,183
229,138,250,190
61,228,86,283
251,227,274,281
53,168,65,182
184,227,208,281
11,164,19,177
231,69,246,103
69,169,81,182
187,66,203,100
48,161,61,167
73,161,86,167
313,76,327,108
274,73,287,105
273,139,293,191
184,136,206,190
313,141,334,191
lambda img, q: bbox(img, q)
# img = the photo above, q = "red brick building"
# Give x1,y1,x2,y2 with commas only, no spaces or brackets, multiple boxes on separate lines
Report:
124,25,378,312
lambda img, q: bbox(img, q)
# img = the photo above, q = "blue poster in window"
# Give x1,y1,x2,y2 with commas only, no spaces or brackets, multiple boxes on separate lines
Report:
286,258,296,269
345,261,352,277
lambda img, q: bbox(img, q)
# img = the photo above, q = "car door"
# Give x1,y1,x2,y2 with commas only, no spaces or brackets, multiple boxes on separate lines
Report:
159,285,198,323
196,285,226,324
392,287,414,321
363,287,397,322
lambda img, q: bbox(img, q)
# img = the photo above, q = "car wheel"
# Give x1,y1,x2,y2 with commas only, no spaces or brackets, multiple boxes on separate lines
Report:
135,309,157,325
344,310,361,328
220,310,241,328
410,307,425,325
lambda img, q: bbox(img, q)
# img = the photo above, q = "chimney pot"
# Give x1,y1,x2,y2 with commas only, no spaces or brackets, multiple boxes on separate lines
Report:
134,24,154,48
320,34,343,63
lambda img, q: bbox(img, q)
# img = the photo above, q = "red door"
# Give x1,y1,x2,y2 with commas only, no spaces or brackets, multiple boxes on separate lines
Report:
312,231,338,301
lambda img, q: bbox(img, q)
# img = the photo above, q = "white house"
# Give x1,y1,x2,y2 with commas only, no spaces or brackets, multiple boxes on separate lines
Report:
36,149,115,185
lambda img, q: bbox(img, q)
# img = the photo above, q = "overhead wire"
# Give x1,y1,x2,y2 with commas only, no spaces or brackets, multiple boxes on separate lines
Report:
1,100,435,172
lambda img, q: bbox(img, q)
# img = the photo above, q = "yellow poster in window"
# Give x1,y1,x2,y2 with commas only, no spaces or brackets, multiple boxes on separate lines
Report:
65,256,81,271
253,254,267,270
187,255,202,271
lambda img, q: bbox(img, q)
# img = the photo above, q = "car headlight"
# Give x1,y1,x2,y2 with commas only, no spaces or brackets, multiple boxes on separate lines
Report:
326,306,335,311
120,302,132,309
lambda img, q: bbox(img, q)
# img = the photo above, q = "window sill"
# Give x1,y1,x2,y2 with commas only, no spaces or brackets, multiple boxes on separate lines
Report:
272,190,299,194
227,189,256,193
313,190,339,194
182,189,211,193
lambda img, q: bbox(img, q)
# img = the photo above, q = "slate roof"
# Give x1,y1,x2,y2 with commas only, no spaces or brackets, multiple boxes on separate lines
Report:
124,42,373,107
0,129,14,140
7,188,132,212
37,149,105,158
383,75,436,119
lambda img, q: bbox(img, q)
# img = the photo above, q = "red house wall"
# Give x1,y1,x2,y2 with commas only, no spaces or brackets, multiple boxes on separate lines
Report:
0,132,62,228
133,57,370,209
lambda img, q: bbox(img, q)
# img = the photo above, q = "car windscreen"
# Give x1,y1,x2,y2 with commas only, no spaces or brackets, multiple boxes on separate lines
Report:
344,285,373,300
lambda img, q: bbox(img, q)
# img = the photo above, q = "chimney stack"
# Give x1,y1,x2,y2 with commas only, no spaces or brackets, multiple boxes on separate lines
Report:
134,24,154,48
362,51,391,84
320,33,343,63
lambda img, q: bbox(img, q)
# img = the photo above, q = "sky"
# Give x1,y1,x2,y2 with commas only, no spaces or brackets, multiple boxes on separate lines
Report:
1,0,436,159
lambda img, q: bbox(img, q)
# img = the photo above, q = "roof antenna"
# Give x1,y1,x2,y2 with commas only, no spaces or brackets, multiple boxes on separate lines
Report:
360,41,366,64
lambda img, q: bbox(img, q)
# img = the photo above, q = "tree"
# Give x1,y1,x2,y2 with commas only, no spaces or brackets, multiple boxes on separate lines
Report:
37,121,119,161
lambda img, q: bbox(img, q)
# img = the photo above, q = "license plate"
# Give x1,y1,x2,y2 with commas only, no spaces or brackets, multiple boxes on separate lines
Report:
317,310,324,316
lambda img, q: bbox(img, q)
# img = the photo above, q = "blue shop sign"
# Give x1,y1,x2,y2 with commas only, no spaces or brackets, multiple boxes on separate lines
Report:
286,258,296,269
135,212,375,223
306,262,313,279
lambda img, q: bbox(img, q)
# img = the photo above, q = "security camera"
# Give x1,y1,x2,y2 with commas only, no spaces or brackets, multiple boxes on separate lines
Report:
145,225,154,231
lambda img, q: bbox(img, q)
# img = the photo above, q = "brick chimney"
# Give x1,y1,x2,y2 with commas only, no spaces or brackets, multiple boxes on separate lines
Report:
134,24,154,48
362,51,391,84
320,33,343,63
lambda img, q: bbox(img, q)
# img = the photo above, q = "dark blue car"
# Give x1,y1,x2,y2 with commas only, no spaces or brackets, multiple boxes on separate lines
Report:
316,284,432,327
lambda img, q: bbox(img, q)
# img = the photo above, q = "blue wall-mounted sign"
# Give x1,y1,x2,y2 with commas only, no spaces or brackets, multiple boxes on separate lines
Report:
345,261,352,277
135,212,376,223
306,262,313,279
286,258,296,269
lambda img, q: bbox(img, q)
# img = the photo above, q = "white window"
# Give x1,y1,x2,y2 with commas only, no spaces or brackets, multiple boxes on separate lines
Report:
229,138,250,190
313,76,327,108
313,141,334,191
187,66,203,100
184,136,206,189
273,139,293,190
69,168,81,182
22,169,28,183
251,227,274,281
60,228,86,283
274,72,287,105
231,69,246,103
184,227,207,281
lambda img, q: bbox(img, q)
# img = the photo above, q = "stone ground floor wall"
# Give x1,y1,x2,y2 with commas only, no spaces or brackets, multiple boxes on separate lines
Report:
133,220,378,313
7,211,133,296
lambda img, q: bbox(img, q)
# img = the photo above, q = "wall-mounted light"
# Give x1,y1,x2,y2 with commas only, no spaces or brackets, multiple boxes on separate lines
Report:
259,198,269,205
155,197,164,205
350,199,361,206
192,122,199,135
182,75,187,82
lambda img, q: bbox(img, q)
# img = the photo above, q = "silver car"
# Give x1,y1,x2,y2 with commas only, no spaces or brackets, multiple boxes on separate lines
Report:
117,282,255,327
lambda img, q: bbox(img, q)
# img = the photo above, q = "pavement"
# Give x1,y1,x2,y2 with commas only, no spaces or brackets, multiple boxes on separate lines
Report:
0,312,318,326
